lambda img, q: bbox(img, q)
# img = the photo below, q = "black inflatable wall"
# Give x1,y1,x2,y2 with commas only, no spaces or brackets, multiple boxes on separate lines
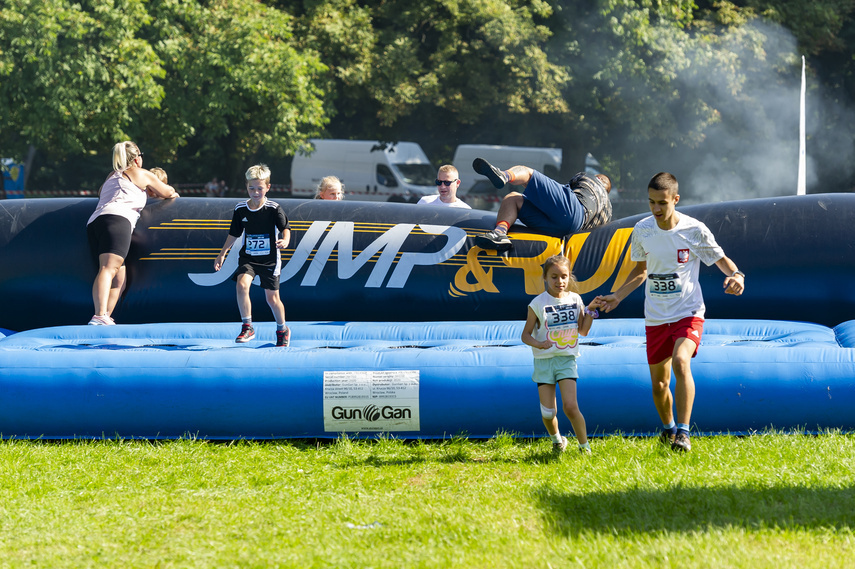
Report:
1,194,854,331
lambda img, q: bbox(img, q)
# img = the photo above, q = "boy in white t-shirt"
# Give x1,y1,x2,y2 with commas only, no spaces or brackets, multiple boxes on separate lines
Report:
596,172,745,452
522,255,600,454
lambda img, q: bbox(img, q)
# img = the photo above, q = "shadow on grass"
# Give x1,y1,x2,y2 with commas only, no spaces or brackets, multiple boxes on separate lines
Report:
535,484,855,535
348,447,563,468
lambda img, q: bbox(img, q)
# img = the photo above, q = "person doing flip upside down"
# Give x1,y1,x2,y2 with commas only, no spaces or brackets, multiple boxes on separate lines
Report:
472,157,612,251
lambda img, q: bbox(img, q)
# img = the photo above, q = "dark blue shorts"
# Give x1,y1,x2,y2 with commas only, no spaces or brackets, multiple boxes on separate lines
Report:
517,171,586,238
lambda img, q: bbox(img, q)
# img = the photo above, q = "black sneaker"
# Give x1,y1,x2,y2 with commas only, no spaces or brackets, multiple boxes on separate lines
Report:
235,323,255,343
276,326,291,347
474,230,513,251
672,431,692,452
472,158,508,189
658,429,676,446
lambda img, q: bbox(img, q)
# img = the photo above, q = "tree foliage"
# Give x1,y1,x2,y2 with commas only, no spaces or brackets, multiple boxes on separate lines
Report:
292,0,571,162
136,0,330,184
2,0,854,195
0,0,164,157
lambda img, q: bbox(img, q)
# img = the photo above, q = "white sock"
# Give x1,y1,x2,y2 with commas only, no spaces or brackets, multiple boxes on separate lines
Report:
549,433,562,444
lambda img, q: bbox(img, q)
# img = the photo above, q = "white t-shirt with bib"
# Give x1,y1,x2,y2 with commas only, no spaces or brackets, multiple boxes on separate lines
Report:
630,213,724,325
527,290,586,359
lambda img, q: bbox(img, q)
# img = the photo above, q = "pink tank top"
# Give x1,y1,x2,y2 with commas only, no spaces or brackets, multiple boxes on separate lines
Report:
87,171,148,229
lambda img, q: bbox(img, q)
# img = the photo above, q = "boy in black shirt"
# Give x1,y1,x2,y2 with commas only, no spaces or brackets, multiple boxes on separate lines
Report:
214,164,291,346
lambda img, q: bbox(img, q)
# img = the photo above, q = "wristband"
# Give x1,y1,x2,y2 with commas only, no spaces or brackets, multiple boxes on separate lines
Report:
586,308,599,319
731,270,745,279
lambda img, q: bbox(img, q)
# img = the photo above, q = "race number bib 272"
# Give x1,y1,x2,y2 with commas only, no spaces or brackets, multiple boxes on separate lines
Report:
245,234,271,256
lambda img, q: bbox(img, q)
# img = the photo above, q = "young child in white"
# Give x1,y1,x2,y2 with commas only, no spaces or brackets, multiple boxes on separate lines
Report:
521,254,600,453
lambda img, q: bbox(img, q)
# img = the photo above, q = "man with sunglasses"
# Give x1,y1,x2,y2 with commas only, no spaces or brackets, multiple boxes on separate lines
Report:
472,158,612,251
417,165,471,209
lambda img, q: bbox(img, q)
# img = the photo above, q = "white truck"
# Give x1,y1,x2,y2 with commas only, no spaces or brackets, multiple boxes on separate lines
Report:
290,139,437,202
451,144,563,211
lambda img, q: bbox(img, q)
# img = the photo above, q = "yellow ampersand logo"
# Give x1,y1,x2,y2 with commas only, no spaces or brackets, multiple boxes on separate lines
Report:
450,234,563,296
452,246,500,294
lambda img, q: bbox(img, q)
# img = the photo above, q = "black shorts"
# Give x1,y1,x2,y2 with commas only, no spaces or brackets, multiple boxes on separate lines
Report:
234,261,280,291
87,214,133,261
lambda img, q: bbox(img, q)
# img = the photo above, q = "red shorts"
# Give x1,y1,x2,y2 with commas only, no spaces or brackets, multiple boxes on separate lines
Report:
645,316,704,365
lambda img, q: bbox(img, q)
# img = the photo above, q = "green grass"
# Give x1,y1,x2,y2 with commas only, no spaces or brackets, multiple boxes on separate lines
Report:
1,433,854,568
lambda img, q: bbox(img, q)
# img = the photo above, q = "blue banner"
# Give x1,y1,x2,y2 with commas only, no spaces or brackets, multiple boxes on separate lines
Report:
1,159,25,198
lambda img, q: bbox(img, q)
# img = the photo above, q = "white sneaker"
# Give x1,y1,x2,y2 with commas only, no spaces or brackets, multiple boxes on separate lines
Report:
88,314,115,325
552,436,567,452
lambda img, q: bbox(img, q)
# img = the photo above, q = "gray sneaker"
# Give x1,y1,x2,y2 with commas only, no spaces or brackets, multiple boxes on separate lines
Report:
473,158,508,189
552,436,568,452
474,229,512,251
671,431,692,452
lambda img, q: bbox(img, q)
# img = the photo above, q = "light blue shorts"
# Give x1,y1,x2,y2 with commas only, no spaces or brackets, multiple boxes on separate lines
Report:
532,355,578,385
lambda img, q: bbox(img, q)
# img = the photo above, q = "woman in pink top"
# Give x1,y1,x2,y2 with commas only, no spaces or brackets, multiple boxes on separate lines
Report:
86,141,179,325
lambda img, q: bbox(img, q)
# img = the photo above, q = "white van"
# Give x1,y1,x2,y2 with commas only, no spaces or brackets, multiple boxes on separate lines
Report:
452,144,563,211
290,139,436,202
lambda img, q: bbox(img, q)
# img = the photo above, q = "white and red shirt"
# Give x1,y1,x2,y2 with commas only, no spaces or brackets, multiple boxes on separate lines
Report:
527,290,585,359
631,213,724,325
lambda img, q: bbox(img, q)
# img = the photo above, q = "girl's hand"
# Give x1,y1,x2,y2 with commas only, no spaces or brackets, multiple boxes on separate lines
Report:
275,238,288,249
595,294,621,313
538,339,553,350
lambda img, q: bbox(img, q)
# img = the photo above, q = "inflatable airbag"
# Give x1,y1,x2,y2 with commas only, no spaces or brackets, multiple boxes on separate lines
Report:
0,320,852,439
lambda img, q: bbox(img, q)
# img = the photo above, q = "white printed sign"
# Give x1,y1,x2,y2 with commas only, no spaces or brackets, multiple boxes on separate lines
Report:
323,370,420,432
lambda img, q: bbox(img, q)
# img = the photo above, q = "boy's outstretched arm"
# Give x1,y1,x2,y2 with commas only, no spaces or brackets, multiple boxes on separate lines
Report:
595,260,647,313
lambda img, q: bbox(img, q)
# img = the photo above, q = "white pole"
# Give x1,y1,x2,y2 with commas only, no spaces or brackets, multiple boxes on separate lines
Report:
797,55,806,195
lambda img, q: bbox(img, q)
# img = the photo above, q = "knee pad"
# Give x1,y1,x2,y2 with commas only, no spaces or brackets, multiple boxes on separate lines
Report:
540,403,556,420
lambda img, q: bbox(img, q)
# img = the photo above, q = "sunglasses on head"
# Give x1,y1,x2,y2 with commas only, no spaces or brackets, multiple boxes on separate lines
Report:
435,179,458,186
